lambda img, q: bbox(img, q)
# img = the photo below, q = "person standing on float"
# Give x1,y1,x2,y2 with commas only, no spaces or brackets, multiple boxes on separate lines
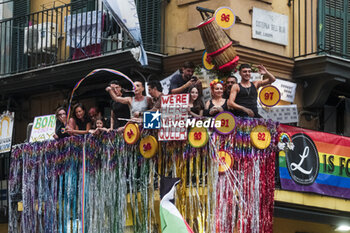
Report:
228,64,276,117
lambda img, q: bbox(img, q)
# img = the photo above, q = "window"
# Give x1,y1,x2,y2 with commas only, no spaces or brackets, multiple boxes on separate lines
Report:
135,0,162,53
319,0,350,57
0,0,13,75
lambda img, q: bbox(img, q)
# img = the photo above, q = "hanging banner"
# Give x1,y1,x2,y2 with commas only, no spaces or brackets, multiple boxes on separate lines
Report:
0,111,14,153
29,114,56,142
158,94,189,141
258,104,299,123
102,0,148,66
279,124,350,199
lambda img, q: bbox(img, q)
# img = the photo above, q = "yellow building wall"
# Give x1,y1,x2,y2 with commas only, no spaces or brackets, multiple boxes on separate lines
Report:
29,0,71,63
165,0,293,58
275,190,350,213
30,0,69,14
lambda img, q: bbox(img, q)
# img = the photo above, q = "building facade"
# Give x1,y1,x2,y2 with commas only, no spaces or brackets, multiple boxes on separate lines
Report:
1,0,350,232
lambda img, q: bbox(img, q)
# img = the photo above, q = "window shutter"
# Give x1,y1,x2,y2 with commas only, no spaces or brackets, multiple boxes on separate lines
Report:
11,0,29,73
321,0,348,56
71,0,96,12
135,0,162,53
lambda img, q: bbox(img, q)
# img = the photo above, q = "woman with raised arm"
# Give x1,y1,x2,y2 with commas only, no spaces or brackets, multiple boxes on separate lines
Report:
106,79,152,119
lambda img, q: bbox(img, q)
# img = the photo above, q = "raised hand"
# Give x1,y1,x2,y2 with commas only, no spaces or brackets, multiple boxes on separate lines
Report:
258,65,268,75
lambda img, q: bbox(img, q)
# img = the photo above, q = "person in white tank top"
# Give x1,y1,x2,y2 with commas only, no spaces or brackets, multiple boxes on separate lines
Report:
106,80,152,120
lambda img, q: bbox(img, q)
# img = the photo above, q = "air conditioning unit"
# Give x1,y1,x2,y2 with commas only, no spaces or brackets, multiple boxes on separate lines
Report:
24,23,58,54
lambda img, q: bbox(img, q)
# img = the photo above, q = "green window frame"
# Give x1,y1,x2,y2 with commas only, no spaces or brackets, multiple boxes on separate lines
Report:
135,0,162,53
318,0,350,57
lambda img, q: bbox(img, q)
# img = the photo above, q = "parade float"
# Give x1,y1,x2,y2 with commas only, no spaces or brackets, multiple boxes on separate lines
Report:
7,7,286,233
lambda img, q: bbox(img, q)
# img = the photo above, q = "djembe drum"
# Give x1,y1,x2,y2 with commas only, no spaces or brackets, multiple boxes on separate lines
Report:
197,17,239,70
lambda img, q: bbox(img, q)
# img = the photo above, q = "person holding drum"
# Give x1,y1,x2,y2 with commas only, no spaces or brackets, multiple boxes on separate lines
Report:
228,64,276,117
169,61,202,94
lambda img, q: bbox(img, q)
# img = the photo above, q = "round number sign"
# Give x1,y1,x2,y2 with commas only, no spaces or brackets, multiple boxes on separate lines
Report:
214,111,236,135
202,50,215,70
123,122,140,145
218,151,234,173
250,125,271,149
188,126,209,148
140,135,158,158
259,85,281,107
214,7,236,29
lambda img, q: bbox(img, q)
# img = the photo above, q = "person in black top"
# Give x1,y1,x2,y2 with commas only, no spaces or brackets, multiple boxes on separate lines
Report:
53,107,70,139
223,75,237,99
188,85,204,118
205,79,228,116
169,61,202,94
67,103,92,135
228,64,276,117
108,81,131,131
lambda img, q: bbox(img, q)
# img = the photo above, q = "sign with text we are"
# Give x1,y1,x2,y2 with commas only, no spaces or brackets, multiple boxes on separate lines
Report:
158,94,189,141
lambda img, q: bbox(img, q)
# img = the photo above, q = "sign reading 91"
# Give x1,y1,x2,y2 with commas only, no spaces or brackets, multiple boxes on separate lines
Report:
214,112,236,135
259,85,281,107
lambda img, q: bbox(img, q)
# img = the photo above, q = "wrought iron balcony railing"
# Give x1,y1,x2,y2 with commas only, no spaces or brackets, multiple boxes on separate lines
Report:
0,0,137,76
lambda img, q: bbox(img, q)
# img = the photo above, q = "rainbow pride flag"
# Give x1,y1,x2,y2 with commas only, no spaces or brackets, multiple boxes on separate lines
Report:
279,125,350,199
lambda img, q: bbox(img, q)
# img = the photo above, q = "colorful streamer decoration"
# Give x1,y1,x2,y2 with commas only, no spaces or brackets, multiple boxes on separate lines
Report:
66,68,135,121
8,118,279,233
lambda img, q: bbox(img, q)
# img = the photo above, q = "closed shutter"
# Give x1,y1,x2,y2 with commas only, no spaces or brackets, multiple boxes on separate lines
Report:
135,0,162,53
11,0,29,73
320,0,349,56
71,0,96,12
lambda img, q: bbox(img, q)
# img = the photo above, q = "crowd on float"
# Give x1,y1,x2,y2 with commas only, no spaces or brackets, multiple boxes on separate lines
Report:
53,61,275,139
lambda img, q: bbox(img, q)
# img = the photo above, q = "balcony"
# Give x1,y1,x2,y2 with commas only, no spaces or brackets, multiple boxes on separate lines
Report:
292,0,350,108
5,121,350,232
0,1,135,76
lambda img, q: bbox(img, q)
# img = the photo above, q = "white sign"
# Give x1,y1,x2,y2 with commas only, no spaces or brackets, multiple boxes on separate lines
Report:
159,94,189,141
258,104,298,123
273,79,297,102
0,111,14,153
252,8,288,46
30,114,56,142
